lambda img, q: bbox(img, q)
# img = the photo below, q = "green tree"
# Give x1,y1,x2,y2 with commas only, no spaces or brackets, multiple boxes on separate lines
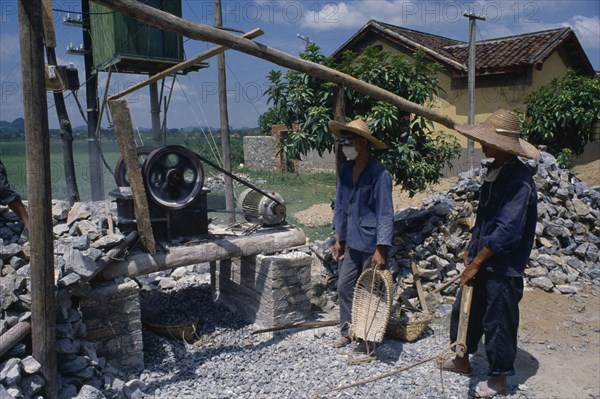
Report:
261,43,460,194
521,69,600,157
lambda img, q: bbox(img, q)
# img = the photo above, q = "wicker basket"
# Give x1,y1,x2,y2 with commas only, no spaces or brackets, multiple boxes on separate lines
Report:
349,269,395,343
386,308,431,342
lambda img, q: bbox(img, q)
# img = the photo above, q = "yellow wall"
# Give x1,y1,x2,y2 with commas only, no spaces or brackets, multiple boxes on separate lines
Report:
366,39,572,148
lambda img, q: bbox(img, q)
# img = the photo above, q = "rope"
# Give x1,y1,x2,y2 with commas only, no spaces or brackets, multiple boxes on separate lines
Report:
323,342,460,397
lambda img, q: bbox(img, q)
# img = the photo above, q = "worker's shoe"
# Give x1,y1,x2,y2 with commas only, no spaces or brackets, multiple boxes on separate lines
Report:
333,335,351,348
439,356,472,376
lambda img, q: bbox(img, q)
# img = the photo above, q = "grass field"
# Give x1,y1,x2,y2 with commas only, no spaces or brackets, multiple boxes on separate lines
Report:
1,140,337,241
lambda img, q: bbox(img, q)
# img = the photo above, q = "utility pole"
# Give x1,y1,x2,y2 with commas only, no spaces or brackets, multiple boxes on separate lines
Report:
215,0,235,223
464,11,485,172
82,0,104,200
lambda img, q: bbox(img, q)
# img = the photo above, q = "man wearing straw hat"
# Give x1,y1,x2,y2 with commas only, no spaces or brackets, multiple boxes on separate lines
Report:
328,118,394,348
441,109,540,398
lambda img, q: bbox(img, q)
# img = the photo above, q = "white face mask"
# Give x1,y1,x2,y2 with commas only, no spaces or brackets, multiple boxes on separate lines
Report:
342,145,358,160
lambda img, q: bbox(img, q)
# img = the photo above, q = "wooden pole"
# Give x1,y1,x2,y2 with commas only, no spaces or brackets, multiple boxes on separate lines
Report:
108,99,156,253
17,1,57,396
91,0,457,130
410,260,430,316
42,0,80,205
214,0,235,223
83,0,104,200
455,284,474,357
101,227,306,280
150,81,162,147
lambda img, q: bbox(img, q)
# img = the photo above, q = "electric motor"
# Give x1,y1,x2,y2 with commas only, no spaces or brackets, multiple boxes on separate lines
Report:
236,188,286,226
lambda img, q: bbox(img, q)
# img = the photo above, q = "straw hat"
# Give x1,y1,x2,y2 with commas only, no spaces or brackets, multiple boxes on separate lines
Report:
328,119,387,149
454,109,540,160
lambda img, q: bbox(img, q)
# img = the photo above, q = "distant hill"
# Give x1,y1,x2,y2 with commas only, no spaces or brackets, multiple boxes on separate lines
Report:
0,118,25,136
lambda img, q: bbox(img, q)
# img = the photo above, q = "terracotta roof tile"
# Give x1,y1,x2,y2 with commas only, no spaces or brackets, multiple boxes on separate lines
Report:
444,28,571,72
332,21,594,76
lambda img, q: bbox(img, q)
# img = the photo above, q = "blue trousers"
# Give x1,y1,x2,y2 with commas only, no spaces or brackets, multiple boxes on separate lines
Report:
337,247,374,337
450,271,524,376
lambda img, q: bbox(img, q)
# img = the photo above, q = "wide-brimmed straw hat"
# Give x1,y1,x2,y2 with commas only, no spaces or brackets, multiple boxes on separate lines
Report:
328,119,387,149
454,109,540,160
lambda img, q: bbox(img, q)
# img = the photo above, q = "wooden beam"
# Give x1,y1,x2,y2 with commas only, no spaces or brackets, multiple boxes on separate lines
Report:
0,321,32,358
108,99,156,253
410,260,430,316
91,0,457,130
18,1,57,397
41,0,56,48
101,227,307,280
110,27,264,100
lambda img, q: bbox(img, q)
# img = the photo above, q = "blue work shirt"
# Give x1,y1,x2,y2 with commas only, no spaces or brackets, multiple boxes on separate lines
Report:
467,158,538,277
333,156,394,253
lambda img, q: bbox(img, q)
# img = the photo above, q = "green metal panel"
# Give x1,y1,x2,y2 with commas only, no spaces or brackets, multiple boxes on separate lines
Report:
89,0,184,72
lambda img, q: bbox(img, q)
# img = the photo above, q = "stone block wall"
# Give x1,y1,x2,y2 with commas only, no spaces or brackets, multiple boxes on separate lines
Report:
243,136,279,170
211,252,312,327
79,279,144,372
244,124,336,173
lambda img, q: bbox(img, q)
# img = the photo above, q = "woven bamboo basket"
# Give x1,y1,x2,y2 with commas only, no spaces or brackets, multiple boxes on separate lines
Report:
349,269,395,343
386,307,431,342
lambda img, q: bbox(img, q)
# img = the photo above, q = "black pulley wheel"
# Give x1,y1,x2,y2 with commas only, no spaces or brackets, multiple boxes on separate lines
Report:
114,146,155,187
143,145,204,209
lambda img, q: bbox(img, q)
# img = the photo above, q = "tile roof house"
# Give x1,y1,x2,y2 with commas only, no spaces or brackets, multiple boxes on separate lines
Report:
331,20,597,165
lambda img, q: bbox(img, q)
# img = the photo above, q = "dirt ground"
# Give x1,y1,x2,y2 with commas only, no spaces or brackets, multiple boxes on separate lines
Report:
294,160,600,398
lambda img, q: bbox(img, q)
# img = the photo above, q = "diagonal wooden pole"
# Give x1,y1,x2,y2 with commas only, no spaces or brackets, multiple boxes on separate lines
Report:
91,0,457,130
109,99,156,253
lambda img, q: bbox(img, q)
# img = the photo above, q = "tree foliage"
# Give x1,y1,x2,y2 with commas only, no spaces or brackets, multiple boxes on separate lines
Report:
521,69,600,156
261,43,460,194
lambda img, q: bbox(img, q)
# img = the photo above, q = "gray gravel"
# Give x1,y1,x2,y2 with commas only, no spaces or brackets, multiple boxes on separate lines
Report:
133,273,533,399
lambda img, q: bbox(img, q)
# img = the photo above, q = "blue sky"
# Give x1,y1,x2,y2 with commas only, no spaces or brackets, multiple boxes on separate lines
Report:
0,0,598,130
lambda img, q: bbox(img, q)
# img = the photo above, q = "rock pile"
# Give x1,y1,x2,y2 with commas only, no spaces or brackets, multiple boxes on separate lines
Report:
1,200,136,399
311,152,600,306
1,151,598,398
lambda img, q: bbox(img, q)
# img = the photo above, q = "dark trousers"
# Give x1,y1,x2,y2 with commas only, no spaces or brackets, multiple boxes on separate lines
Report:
337,247,373,337
450,271,524,376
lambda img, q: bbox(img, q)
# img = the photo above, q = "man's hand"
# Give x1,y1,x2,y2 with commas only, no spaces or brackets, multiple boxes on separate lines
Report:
460,246,494,286
371,245,387,270
332,240,345,261
460,261,480,287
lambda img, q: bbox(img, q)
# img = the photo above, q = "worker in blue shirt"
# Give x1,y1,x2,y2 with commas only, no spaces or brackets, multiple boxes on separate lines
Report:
441,109,540,398
328,118,394,348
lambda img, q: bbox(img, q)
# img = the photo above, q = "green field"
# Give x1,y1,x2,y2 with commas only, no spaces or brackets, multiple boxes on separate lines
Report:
1,140,337,241
1,139,124,201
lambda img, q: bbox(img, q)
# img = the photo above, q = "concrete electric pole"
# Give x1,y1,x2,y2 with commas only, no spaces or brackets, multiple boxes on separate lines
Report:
464,11,485,172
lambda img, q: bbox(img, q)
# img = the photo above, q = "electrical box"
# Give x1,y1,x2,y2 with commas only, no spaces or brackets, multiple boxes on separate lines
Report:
89,0,185,74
